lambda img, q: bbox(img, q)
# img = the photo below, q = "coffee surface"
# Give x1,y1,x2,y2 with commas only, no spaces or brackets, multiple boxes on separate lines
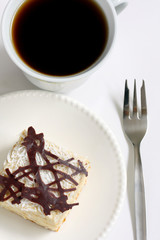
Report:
12,0,108,76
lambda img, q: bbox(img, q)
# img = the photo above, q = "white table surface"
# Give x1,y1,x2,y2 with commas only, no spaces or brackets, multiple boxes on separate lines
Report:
0,0,159,239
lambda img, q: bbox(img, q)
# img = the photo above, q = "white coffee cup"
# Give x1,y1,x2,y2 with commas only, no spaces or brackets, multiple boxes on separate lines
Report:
2,0,127,92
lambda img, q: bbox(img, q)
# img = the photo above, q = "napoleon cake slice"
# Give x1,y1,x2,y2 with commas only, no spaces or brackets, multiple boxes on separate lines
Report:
0,127,90,231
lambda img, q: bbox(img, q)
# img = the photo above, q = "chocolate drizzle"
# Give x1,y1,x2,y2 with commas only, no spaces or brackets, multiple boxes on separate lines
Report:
0,127,88,215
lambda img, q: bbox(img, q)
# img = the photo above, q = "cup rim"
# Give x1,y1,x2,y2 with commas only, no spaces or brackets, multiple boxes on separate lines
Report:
2,0,117,83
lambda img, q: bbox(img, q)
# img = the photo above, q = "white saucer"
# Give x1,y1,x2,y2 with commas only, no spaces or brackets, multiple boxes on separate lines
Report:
0,90,126,240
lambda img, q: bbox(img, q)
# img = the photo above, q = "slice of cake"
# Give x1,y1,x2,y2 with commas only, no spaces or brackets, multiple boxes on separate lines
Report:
0,127,90,231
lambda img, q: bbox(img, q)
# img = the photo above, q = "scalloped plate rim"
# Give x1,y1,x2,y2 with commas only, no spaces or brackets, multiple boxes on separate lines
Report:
0,90,126,240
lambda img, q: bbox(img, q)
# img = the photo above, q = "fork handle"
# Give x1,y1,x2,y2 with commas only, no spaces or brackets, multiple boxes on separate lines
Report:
134,144,147,240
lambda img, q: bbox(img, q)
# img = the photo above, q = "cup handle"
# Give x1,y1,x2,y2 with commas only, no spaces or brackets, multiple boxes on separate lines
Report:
111,0,128,14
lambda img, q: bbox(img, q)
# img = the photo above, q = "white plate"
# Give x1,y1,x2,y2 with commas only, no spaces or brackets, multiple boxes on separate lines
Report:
0,90,126,240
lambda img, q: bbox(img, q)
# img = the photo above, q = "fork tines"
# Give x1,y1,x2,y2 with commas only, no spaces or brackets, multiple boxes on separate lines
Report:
123,80,147,119
141,80,147,116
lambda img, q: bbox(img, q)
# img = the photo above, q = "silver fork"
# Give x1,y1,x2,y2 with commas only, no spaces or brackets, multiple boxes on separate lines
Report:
123,80,147,240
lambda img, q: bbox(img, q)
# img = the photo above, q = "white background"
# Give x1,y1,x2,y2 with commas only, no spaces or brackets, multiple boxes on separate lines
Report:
0,0,159,239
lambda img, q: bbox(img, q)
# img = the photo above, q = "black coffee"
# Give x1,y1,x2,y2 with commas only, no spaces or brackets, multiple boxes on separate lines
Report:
12,0,108,76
